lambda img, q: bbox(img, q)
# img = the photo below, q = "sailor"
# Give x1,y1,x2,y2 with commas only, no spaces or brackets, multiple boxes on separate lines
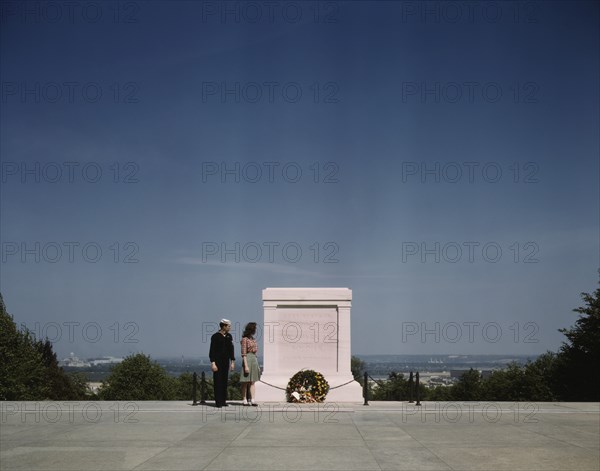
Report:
209,318,235,407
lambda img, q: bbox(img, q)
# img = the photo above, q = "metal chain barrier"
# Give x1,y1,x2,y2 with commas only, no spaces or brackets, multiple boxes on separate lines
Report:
363,371,420,406
260,377,358,391
258,379,287,390
329,378,359,389
195,370,416,406
367,374,387,388
192,371,209,405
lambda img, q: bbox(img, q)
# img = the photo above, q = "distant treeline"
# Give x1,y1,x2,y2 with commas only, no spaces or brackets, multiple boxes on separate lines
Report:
351,282,599,402
1,280,598,402
62,363,217,383
354,353,569,402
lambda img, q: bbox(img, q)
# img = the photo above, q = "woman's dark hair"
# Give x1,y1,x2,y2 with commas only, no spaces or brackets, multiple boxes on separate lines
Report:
242,322,257,338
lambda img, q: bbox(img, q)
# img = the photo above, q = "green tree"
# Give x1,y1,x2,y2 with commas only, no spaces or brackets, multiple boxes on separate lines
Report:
68,372,95,399
426,385,453,401
480,364,526,401
203,376,215,401
351,356,366,385
521,352,557,401
371,372,425,401
172,372,195,400
99,353,176,400
451,369,481,401
35,338,88,400
555,283,600,401
227,372,242,400
0,294,48,400
172,372,224,401
0,293,91,400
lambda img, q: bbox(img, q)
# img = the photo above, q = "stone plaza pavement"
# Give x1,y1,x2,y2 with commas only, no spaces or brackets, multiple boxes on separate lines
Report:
1,401,598,471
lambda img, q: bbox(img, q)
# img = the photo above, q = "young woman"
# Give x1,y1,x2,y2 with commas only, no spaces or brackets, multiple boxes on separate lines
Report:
240,322,260,406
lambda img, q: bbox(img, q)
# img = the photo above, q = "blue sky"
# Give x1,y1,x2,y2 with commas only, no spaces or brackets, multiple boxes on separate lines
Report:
1,0,598,358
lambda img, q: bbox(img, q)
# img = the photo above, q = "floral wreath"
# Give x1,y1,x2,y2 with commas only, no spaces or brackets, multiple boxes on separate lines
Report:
286,369,329,403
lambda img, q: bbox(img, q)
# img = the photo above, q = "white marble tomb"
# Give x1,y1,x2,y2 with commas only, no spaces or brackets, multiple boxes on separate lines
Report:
254,287,363,402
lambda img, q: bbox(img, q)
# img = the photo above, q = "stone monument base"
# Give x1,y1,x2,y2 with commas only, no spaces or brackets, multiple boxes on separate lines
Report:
256,375,363,403
258,287,363,403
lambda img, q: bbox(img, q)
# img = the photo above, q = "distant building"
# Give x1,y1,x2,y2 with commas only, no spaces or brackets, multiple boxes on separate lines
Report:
87,382,102,394
59,352,90,368
89,357,124,366
419,371,454,388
